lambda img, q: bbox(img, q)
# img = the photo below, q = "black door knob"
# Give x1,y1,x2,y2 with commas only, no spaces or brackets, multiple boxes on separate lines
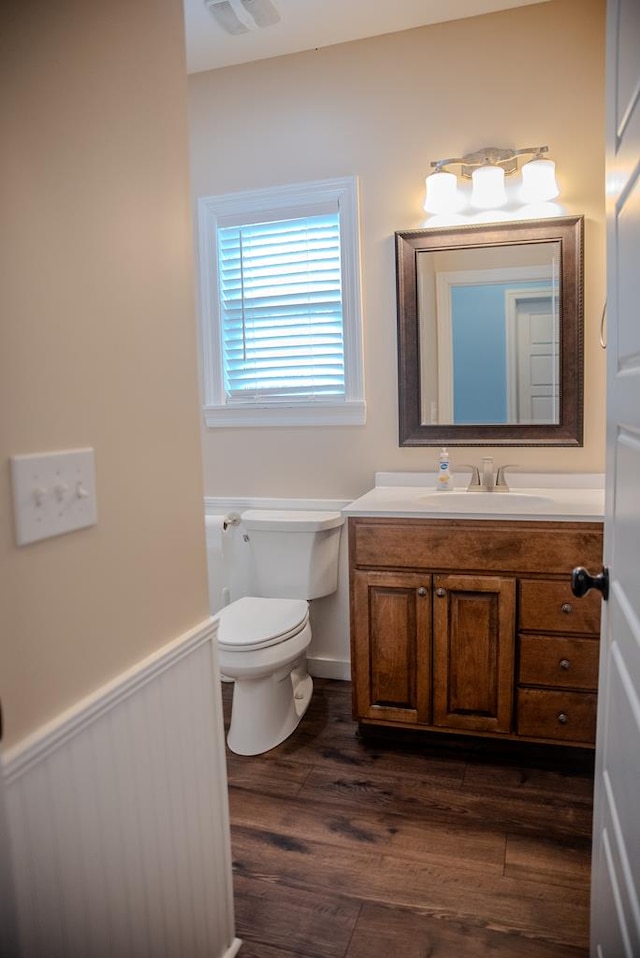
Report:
571,566,609,600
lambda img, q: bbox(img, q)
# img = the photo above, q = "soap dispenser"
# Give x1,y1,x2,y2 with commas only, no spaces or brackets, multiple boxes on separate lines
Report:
437,447,453,491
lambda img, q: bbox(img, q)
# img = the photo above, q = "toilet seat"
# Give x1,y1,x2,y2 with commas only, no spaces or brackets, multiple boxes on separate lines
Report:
215,596,309,653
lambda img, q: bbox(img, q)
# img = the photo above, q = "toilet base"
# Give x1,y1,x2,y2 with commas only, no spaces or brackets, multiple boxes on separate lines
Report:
227,664,313,756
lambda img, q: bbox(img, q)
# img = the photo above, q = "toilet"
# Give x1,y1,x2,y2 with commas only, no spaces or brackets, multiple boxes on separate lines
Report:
213,509,344,756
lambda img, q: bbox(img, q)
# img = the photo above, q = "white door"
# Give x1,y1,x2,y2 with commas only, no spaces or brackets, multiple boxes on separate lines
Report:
589,1,640,954
506,293,558,423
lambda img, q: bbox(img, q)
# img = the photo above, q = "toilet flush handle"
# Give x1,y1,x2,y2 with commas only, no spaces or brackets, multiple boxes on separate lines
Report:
223,512,241,531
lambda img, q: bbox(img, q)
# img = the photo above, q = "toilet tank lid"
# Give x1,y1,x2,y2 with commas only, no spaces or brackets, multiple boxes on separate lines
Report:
242,509,344,532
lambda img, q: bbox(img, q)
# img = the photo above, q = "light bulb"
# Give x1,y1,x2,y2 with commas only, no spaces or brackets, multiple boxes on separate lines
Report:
471,165,507,209
521,157,559,202
424,170,459,213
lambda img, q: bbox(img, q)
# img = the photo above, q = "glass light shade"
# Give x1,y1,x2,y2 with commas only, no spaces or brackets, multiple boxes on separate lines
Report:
424,170,458,213
471,165,507,209
520,157,559,202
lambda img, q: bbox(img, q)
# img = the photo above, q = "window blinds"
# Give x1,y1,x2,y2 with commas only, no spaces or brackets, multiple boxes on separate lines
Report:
217,213,345,402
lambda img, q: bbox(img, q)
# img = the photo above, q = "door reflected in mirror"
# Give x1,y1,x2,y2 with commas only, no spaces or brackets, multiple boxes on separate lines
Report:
396,216,584,447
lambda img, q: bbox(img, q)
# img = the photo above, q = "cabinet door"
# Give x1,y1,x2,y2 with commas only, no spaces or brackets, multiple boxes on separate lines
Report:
432,574,516,733
351,570,432,724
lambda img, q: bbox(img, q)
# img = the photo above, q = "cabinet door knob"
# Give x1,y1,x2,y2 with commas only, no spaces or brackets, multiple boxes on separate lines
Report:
417,587,428,597
557,712,568,724
435,587,446,598
559,658,571,670
561,603,573,615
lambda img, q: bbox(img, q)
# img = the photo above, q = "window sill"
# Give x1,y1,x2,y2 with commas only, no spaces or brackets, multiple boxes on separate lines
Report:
203,400,366,428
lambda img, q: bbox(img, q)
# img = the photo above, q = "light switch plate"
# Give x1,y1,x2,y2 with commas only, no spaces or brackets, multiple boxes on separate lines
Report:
10,448,98,546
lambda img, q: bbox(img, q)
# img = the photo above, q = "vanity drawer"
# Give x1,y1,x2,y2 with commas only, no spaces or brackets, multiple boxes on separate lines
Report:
519,635,599,690
519,579,602,634
350,519,604,576
517,689,597,743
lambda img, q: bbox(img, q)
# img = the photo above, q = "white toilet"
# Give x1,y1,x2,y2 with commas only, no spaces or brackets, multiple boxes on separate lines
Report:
214,509,344,756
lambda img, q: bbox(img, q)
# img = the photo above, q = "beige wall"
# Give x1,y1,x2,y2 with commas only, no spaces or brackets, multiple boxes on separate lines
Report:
189,0,606,500
0,0,210,747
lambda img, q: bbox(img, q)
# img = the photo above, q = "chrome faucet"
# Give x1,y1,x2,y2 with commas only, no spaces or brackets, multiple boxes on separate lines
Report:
463,459,516,492
481,457,495,491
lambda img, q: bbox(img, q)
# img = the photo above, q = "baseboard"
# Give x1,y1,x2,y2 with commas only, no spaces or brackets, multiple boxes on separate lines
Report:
308,656,351,682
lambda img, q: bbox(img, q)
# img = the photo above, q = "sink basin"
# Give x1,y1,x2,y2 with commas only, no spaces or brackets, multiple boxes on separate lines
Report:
418,492,554,509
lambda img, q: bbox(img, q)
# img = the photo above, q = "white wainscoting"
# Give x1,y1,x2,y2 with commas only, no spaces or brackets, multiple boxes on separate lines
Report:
3,619,241,958
204,496,352,682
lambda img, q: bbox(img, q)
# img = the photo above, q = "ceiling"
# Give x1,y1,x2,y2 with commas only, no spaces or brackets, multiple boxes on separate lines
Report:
184,0,551,74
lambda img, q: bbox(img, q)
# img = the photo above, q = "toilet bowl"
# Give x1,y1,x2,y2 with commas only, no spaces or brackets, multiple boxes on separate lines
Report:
209,509,344,756
216,596,313,755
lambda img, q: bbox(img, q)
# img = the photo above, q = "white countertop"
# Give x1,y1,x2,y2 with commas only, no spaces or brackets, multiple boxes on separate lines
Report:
342,473,605,522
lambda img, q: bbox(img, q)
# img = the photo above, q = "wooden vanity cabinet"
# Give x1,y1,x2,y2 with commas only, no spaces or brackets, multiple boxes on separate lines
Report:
348,516,604,747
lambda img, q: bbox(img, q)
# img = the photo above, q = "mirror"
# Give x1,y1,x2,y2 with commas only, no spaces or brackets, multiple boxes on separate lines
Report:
395,215,584,446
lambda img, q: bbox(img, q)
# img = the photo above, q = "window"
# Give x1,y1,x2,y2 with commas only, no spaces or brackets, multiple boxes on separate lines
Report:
197,177,365,426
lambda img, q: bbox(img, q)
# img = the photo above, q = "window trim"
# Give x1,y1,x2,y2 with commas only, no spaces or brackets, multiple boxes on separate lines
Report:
197,176,366,427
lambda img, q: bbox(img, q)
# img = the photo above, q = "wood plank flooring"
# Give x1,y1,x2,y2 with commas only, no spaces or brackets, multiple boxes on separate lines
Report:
221,678,594,958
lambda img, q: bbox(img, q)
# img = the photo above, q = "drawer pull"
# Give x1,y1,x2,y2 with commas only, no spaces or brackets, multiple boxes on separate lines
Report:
557,712,568,724
559,658,571,670
561,603,573,615
417,587,428,597
435,588,446,598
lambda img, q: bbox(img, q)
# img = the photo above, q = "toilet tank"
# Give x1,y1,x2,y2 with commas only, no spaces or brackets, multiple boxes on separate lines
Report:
242,510,344,599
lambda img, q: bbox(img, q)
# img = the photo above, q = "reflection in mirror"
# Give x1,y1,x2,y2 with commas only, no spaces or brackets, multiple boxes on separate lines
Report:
418,242,560,425
396,216,583,446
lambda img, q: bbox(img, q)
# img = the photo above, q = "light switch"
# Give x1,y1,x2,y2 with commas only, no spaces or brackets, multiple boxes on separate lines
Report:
10,448,98,546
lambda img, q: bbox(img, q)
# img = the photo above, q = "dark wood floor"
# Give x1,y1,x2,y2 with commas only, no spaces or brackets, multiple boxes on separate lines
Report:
221,678,594,958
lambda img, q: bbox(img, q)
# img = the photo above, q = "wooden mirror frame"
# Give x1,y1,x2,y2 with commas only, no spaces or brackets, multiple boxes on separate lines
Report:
395,215,584,446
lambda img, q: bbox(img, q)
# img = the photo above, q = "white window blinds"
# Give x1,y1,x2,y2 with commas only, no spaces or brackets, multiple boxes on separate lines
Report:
197,176,365,427
218,212,345,402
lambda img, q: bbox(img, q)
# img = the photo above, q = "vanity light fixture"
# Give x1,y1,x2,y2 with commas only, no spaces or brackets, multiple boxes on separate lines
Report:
423,146,559,213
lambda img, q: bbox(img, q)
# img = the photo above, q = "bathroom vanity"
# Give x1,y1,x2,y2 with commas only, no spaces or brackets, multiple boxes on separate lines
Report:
344,476,604,748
